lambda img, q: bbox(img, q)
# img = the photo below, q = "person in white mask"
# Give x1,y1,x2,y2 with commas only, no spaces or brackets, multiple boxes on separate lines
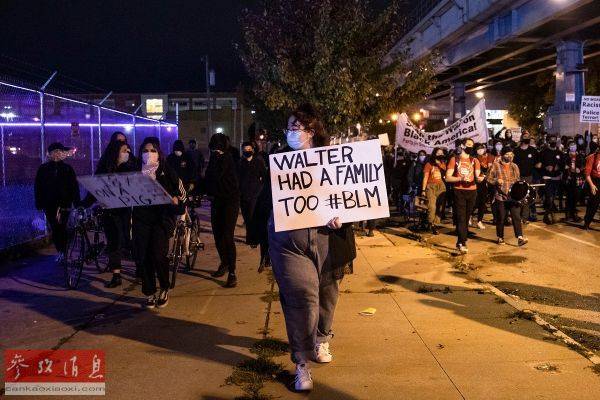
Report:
82,140,135,288
132,137,185,309
268,104,356,392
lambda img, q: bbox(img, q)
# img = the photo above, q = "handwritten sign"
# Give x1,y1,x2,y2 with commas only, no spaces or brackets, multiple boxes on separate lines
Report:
269,139,389,232
78,172,173,209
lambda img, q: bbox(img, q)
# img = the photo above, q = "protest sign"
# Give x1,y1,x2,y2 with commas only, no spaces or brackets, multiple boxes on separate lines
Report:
378,133,390,146
269,139,389,232
78,172,174,209
580,96,600,123
395,99,488,153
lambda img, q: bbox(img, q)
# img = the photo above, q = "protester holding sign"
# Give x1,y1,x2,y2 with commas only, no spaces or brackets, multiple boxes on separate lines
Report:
82,140,136,288
268,104,356,392
133,137,185,309
445,138,482,254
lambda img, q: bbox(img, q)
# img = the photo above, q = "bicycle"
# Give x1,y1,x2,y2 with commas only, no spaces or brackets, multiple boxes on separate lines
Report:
63,208,107,289
169,196,205,289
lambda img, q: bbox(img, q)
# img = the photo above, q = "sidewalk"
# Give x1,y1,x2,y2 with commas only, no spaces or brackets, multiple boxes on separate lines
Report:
1,211,599,399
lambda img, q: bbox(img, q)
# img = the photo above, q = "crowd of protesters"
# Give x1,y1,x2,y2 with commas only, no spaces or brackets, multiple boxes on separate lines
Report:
32,107,600,392
381,129,600,253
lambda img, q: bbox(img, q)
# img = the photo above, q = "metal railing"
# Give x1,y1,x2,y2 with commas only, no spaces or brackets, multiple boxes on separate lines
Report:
0,79,178,250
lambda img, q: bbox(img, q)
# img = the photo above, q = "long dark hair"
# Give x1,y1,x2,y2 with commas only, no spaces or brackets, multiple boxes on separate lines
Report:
290,103,328,148
98,141,128,173
139,136,166,165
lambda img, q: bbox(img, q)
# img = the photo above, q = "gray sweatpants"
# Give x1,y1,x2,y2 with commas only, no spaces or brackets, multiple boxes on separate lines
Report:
268,215,341,364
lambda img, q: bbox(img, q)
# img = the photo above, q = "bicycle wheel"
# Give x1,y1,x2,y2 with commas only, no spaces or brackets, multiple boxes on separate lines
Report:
91,230,108,273
185,223,201,271
170,231,184,289
65,229,85,289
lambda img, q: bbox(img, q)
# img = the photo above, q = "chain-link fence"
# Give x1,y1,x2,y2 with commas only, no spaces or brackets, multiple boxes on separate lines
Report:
0,80,178,250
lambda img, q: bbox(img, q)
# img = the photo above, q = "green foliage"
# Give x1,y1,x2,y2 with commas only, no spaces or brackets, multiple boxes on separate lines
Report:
238,0,438,132
507,71,554,136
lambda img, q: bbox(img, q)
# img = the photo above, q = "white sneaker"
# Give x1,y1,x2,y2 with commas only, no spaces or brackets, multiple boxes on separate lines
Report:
314,342,333,363
468,217,473,227
457,243,468,254
294,363,313,391
477,221,486,230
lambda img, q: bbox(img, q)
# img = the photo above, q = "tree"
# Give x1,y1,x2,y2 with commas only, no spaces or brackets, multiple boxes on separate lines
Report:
507,71,554,136
237,0,438,133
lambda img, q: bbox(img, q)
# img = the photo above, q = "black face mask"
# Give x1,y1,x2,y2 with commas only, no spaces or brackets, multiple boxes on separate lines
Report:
549,141,557,148
522,139,530,145
243,151,253,158
463,146,474,156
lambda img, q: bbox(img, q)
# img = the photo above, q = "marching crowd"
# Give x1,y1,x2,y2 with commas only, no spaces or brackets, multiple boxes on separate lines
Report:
32,104,600,391
383,130,600,252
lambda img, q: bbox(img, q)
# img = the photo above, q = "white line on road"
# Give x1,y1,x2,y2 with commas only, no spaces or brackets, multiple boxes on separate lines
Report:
199,289,217,314
529,223,600,249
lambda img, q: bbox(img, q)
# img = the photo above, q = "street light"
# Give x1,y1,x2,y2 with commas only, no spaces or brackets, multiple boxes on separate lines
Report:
412,112,421,122
216,127,224,134
390,113,399,122
475,91,485,99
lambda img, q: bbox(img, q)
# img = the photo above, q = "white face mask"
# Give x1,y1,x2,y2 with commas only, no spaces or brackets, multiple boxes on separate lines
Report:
118,152,130,164
477,148,486,156
495,144,503,152
174,150,183,157
286,130,311,150
142,152,159,165
569,146,577,153
418,155,426,163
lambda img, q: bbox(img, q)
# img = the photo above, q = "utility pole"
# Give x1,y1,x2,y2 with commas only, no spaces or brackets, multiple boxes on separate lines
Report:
203,56,212,140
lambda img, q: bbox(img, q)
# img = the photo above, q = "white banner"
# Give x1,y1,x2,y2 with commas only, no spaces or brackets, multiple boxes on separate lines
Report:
269,140,390,232
580,96,600,123
78,172,174,209
395,99,488,153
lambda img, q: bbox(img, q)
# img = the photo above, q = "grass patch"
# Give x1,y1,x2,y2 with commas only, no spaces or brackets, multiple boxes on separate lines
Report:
417,285,452,294
226,357,283,400
370,287,394,294
507,310,535,320
260,291,279,303
250,338,289,358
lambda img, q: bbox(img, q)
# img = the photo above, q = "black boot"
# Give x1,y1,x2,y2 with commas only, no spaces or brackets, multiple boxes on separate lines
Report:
225,273,238,288
105,273,122,288
211,264,228,278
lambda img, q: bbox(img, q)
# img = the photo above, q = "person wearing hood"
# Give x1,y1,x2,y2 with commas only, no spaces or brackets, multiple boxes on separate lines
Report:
513,132,539,222
204,134,241,288
445,138,482,254
238,141,268,248
268,104,355,392
590,134,599,154
34,142,81,263
167,140,196,191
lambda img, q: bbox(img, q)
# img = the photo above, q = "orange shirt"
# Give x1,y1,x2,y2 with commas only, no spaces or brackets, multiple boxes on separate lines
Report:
584,153,600,178
423,162,446,185
448,156,481,190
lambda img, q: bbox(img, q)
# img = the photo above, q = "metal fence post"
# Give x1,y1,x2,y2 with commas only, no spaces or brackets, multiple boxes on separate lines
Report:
90,126,95,174
39,91,46,163
97,106,102,166
158,121,162,144
1,125,5,187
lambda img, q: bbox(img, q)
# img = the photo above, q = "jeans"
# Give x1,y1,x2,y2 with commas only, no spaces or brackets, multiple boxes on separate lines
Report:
544,178,560,214
211,199,240,274
425,183,446,225
268,216,340,363
454,189,477,246
495,200,523,239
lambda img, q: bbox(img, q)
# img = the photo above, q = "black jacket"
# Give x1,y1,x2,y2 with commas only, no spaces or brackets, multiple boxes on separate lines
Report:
132,162,184,233
513,146,538,178
167,153,196,186
34,160,80,210
238,156,267,200
204,151,240,201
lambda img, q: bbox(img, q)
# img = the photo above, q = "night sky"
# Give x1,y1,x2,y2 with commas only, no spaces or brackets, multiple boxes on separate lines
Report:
0,0,258,93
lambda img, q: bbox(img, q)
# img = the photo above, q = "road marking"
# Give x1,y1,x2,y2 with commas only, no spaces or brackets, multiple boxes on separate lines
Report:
199,289,217,314
529,223,600,249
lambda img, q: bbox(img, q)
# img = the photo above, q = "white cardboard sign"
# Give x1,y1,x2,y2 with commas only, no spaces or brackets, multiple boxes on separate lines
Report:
78,172,174,209
580,96,600,123
269,139,389,232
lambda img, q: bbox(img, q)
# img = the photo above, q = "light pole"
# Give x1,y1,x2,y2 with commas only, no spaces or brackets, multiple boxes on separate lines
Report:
202,56,212,140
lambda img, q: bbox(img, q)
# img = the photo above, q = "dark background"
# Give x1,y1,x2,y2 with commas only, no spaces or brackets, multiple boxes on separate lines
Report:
0,0,260,92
